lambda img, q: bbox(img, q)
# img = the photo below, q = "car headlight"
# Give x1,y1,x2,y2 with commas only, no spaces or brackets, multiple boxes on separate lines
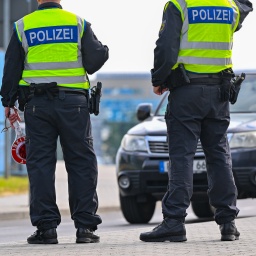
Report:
121,135,147,152
229,131,256,148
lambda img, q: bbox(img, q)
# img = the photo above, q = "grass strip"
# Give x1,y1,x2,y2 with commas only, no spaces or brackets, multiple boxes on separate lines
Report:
0,176,29,196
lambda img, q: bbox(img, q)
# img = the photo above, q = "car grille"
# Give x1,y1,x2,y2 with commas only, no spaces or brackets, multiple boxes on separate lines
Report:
148,140,204,154
148,141,169,153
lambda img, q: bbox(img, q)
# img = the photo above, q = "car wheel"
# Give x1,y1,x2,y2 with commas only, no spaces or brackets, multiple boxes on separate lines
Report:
119,194,156,224
191,201,215,218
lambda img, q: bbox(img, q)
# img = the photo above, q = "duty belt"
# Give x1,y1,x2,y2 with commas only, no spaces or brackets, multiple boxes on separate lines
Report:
29,83,88,99
187,72,221,79
187,72,221,85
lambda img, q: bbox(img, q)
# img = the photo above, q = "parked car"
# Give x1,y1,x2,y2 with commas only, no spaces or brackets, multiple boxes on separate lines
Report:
116,70,256,223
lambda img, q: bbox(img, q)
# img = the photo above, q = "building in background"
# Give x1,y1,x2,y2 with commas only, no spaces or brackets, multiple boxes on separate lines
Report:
93,73,160,163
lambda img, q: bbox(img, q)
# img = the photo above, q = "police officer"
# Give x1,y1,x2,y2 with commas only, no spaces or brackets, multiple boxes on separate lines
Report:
0,0,109,244
140,0,253,242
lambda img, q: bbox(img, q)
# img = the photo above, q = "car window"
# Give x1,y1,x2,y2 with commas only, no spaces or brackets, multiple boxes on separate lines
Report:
155,73,256,116
230,74,256,113
155,93,168,116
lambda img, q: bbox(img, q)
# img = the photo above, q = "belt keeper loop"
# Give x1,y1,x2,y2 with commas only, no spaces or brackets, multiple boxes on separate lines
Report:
59,90,65,100
29,84,35,97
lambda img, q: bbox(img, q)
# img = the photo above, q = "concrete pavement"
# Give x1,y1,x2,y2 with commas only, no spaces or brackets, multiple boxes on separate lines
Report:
0,161,256,255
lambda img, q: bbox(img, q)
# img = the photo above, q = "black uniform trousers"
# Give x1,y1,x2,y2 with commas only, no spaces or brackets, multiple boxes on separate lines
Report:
24,91,102,231
162,83,239,225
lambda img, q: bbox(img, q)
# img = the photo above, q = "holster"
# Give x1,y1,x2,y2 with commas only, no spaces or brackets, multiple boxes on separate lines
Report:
220,69,235,102
229,73,246,104
164,64,190,90
18,86,31,111
89,82,102,116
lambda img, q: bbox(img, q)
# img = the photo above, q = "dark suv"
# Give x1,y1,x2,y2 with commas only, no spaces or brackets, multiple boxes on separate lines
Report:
116,71,256,224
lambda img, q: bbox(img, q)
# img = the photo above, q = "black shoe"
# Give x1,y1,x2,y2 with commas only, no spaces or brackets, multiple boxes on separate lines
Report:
76,228,100,243
220,220,240,241
140,218,187,242
27,228,58,244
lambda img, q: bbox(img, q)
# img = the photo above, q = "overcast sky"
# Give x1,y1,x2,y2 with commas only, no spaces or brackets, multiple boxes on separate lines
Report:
62,0,256,73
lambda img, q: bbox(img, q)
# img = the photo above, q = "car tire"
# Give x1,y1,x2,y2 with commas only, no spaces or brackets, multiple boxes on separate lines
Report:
191,201,215,218
119,194,156,224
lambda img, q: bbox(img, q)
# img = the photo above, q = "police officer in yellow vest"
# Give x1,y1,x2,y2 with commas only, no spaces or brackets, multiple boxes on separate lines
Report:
0,0,108,244
140,0,253,242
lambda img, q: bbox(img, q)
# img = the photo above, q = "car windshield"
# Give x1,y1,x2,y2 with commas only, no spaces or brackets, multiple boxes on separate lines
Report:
155,73,256,116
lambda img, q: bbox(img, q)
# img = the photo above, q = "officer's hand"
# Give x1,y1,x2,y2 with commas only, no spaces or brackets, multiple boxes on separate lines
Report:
5,107,22,128
153,85,168,95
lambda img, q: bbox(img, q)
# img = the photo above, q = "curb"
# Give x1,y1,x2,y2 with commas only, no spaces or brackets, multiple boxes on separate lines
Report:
0,206,121,221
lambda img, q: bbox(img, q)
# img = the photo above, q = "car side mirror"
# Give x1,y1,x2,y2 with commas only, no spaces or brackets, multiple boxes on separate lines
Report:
136,103,152,121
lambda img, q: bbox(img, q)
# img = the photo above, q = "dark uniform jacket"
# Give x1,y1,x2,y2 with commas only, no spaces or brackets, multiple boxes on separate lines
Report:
151,0,253,87
0,2,109,107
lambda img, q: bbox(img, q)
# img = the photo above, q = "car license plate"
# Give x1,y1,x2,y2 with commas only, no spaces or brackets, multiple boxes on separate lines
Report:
193,159,206,173
159,161,170,173
160,160,206,173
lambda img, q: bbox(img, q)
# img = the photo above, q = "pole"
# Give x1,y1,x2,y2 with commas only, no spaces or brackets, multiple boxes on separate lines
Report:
3,0,10,50
4,130,11,179
26,0,32,14
3,0,11,178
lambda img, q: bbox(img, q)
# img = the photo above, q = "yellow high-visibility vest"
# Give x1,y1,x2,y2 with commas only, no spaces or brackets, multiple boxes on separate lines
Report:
166,0,240,73
15,8,90,89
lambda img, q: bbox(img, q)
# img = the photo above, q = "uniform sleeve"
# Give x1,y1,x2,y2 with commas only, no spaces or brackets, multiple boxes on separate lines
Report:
151,2,183,86
81,22,109,75
233,0,253,31
0,29,25,107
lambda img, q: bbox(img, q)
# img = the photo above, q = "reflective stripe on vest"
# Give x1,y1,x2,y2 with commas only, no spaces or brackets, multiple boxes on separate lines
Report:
169,0,240,73
15,8,89,89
